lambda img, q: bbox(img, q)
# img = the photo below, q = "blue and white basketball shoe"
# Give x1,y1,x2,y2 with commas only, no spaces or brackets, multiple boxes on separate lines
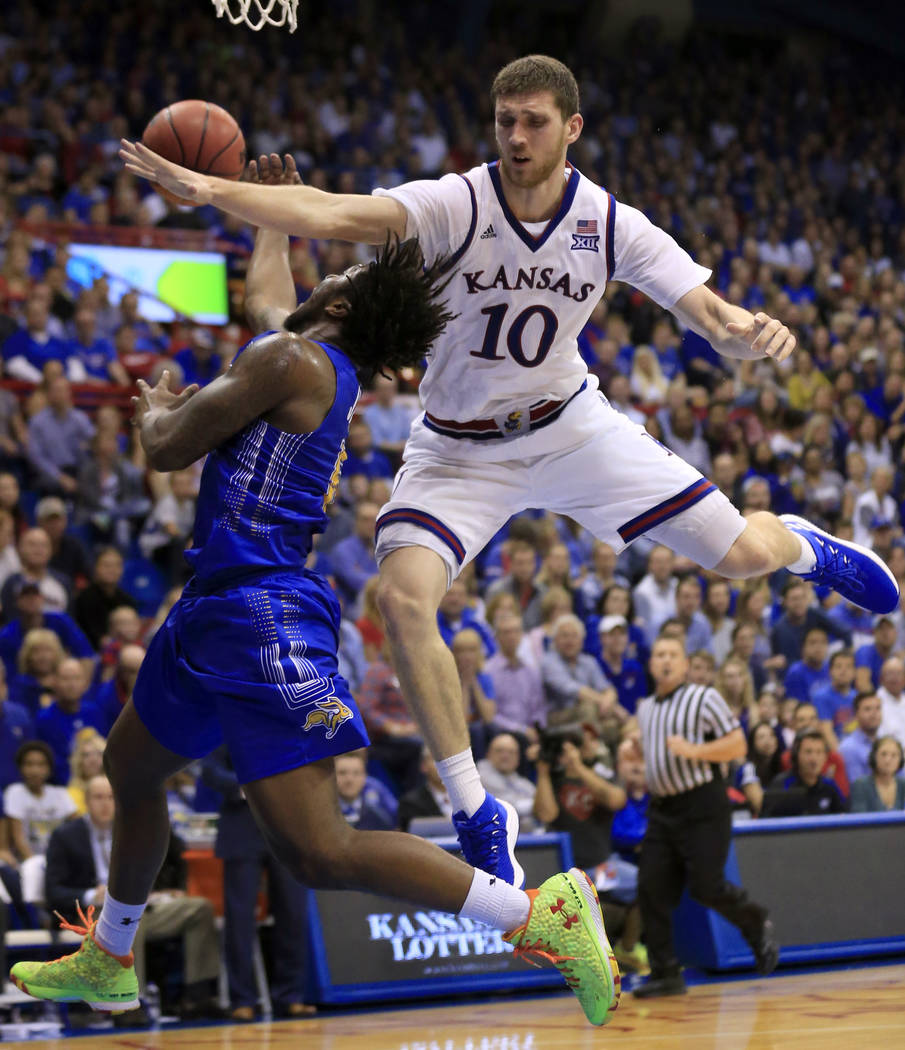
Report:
780,514,900,614
452,794,525,888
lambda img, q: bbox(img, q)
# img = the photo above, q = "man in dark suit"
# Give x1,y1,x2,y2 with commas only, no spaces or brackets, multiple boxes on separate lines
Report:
45,775,220,1022
200,745,313,1022
397,747,453,832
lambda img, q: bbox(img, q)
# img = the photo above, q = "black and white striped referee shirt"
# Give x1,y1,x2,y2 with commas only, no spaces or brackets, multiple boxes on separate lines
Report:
636,683,739,797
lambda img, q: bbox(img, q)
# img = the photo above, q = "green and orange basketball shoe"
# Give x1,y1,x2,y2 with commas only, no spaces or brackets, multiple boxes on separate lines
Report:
10,905,139,1011
504,868,621,1027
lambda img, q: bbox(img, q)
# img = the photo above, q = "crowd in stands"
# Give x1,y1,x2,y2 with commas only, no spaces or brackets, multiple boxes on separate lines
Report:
0,0,904,997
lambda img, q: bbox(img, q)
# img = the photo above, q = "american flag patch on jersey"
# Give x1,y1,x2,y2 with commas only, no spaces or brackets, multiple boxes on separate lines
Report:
572,219,600,252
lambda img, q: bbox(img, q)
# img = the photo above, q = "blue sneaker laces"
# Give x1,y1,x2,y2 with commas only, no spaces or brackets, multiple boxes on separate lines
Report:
454,806,506,869
808,538,865,592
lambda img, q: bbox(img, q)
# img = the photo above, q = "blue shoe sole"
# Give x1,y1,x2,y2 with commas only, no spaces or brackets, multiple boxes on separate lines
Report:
781,514,900,614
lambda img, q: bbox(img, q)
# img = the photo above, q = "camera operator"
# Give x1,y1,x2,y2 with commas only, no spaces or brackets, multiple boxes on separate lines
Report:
633,635,777,998
534,722,646,962
532,722,626,874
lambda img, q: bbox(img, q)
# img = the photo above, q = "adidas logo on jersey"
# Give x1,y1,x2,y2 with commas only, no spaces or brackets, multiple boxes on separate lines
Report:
480,224,496,239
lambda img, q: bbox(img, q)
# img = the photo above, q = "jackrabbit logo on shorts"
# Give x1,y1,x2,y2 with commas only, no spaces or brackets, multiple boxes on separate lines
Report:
302,698,354,739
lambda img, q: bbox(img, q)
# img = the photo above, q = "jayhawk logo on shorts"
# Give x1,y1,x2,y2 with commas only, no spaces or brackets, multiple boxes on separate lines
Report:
302,698,354,739
504,410,523,432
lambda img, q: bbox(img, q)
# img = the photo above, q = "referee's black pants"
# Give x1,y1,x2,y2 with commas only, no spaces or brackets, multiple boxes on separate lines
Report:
638,780,766,977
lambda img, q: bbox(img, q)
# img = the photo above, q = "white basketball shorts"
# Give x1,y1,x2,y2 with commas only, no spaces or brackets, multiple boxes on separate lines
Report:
375,386,747,586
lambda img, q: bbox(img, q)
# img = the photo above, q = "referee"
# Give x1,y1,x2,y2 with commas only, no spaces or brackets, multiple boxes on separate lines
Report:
633,635,778,997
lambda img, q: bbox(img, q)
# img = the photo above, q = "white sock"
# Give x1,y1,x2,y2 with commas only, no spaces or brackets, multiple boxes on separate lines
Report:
436,748,485,817
459,868,531,933
95,894,146,958
787,532,817,574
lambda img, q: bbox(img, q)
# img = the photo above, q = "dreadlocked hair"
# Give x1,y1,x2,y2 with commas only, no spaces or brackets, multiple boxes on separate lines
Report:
339,235,456,384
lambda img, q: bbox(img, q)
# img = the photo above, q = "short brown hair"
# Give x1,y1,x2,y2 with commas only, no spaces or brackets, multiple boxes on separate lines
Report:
491,55,579,120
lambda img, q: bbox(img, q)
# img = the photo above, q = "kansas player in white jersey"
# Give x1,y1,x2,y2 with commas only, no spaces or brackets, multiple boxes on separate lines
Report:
120,55,899,891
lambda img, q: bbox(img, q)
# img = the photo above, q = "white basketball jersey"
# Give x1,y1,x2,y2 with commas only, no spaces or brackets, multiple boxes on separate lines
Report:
374,162,710,424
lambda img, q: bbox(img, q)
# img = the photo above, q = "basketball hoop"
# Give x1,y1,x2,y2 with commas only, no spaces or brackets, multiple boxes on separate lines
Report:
211,0,298,32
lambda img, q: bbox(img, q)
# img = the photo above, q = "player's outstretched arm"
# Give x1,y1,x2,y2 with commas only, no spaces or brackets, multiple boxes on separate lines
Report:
245,153,303,333
131,333,325,471
119,140,406,244
671,284,796,363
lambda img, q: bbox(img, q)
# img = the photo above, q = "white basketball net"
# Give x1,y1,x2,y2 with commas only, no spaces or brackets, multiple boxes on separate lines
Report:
211,0,298,32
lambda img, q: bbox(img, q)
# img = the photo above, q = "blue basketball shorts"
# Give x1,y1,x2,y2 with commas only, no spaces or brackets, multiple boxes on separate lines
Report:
132,570,369,784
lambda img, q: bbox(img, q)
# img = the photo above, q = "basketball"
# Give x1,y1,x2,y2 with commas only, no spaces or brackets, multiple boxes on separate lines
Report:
141,99,246,205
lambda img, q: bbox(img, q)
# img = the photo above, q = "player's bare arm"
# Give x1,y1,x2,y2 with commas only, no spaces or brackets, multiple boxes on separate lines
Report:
245,153,304,333
131,333,334,471
671,283,796,363
119,139,406,244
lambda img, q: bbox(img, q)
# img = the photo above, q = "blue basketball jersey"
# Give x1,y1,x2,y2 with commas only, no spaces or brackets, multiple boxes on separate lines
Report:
185,335,360,590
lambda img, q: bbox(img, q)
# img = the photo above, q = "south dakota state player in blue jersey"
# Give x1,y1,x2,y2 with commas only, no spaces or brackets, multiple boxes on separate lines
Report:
10,223,622,1028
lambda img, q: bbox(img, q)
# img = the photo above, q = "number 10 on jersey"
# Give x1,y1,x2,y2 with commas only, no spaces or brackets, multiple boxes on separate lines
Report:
470,303,559,368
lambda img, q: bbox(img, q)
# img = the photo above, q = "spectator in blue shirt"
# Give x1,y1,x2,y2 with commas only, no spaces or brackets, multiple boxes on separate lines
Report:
342,417,393,481
337,616,368,695
611,738,649,864
770,577,850,669
437,577,495,657
0,662,34,790
362,373,413,467
0,581,94,683
116,292,170,355
328,500,379,608
649,318,683,380
61,170,108,223
674,575,714,654
452,628,497,761
838,692,885,783
93,644,144,736
1,292,74,383
172,326,224,387
35,658,104,784
335,752,395,830
782,265,817,305
855,616,898,693
25,375,94,497
596,615,647,715
812,649,857,745
67,303,130,386
827,600,876,648
784,628,831,705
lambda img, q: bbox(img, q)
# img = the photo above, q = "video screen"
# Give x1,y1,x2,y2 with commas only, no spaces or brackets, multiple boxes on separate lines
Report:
66,244,229,325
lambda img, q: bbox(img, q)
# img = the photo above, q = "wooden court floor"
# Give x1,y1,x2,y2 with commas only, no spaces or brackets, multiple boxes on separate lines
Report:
12,963,905,1049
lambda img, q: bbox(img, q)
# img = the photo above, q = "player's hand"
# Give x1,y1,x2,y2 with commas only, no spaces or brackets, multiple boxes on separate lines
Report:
726,312,796,363
119,140,213,205
666,734,700,760
132,370,199,427
247,152,302,186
